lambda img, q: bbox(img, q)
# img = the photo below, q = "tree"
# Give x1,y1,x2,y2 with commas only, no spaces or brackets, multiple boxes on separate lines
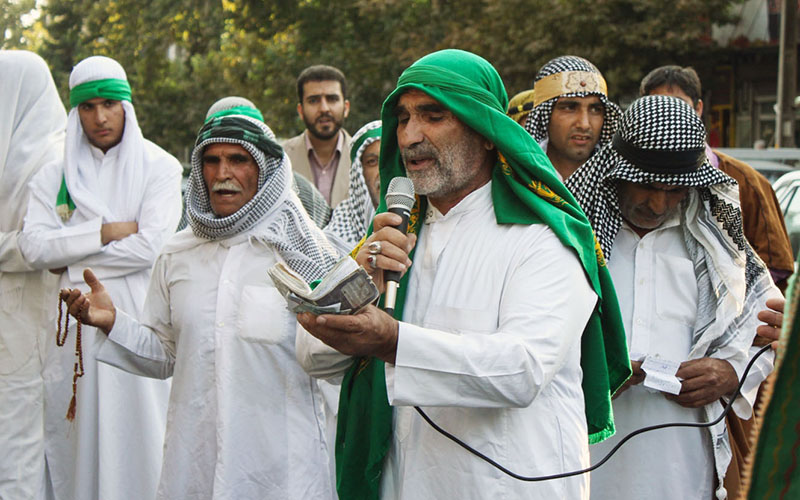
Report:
23,0,747,159
1,0,38,49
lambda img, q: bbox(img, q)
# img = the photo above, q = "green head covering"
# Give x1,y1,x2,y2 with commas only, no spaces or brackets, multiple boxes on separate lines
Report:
349,122,382,163
335,49,631,500
69,78,132,109
204,105,265,124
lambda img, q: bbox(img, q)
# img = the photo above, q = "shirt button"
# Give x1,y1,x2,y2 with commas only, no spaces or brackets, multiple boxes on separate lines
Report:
635,318,644,326
218,322,224,327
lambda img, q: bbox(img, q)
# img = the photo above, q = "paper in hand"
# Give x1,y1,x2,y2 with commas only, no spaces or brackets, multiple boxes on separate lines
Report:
641,355,683,395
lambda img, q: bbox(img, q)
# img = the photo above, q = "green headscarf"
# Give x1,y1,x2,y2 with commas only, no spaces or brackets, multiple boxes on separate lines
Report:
69,78,132,108
335,49,631,500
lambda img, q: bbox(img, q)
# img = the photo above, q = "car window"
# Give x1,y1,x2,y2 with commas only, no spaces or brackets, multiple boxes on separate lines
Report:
779,185,798,214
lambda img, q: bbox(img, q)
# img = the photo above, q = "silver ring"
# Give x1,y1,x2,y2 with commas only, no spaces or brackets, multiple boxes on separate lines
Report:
368,241,382,255
367,255,378,269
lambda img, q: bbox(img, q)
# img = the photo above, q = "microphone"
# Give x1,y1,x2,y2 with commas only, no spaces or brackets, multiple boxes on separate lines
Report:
383,177,415,316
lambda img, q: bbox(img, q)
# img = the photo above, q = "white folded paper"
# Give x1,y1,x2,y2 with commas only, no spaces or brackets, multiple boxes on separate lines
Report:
641,355,683,395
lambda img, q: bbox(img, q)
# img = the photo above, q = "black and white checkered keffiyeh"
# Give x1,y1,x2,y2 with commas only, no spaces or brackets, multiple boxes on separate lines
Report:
524,55,621,148
567,95,778,493
324,120,380,255
185,115,338,281
567,95,734,258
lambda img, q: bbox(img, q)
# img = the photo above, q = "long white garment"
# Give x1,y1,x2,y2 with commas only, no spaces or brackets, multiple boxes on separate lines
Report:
98,221,334,500
19,140,182,500
0,50,66,500
589,219,774,500
298,182,598,499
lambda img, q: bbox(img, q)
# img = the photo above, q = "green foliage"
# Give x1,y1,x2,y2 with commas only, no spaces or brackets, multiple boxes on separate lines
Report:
12,0,745,160
1,0,38,49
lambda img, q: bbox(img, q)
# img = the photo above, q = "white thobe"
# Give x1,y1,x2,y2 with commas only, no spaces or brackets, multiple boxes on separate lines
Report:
0,50,66,500
100,222,334,500
590,218,769,500
298,182,598,499
19,140,182,500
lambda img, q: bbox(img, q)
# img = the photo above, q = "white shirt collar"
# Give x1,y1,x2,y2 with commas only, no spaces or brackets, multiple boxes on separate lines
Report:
424,180,492,224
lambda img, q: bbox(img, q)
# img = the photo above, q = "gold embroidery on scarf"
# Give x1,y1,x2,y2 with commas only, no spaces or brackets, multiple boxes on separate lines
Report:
350,235,367,259
527,180,567,207
533,71,608,106
355,357,371,376
408,196,421,233
499,153,605,267
595,238,607,267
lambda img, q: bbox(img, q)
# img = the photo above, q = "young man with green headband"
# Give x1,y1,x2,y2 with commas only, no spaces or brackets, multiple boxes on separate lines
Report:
297,49,630,500
19,55,182,500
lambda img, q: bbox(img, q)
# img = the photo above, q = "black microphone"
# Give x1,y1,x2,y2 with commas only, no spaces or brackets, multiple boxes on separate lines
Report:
383,177,415,316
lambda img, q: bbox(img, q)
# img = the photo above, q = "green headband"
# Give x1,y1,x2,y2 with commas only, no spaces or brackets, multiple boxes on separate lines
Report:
204,106,264,124
350,126,382,163
69,78,132,108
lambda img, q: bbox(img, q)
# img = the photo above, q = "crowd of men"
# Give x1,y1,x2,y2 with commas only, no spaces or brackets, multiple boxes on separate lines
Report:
0,47,792,500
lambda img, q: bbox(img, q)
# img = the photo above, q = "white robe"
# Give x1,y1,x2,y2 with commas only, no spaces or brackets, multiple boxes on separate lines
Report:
0,50,66,500
589,219,774,500
19,140,182,500
99,221,335,500
297,182,598,499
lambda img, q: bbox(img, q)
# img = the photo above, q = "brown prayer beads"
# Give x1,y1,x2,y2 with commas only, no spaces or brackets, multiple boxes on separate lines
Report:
57,296,84,421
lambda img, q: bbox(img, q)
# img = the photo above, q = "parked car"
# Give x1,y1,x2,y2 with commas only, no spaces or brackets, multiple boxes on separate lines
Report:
716,148,800,184
773,169,800,257
718,148,800,259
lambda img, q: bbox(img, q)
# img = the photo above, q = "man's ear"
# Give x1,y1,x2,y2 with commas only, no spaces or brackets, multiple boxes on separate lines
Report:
695,99,704,118
296,102,304,120
344,99,351,118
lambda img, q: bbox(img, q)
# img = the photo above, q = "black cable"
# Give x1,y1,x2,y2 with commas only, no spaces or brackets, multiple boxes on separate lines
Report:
414,343,773,482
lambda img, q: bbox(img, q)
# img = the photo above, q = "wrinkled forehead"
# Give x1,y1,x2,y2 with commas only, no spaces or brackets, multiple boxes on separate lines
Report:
201,141,255,160
394,88,445,112
361,139,381,160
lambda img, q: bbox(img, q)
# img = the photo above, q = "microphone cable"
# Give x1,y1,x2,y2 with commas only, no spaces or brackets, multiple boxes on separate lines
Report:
413,344,773,482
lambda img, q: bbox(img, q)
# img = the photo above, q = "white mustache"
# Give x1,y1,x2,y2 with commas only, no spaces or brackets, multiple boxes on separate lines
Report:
211,180,242,193
400,141,438,163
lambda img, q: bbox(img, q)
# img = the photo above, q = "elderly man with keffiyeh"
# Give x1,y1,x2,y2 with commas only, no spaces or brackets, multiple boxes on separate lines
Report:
296,49,630,500
324,119,382,255
524,55,621,181
60,105,339,499
18,55,181,500
566,95,780,500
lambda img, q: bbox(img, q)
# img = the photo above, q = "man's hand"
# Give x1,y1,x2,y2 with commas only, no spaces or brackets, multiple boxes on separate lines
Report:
757,297,785,350
297,304,399,364
59,268,117,334
101,221,138,245
613,360,644,399
666,357,739,408
355,212,416,293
